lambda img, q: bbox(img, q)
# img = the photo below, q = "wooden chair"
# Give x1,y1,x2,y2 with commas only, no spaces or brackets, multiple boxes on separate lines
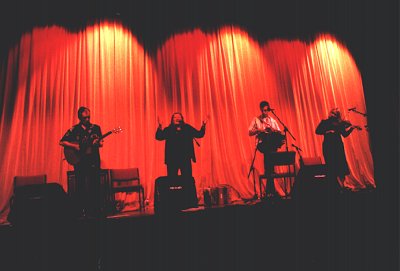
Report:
259,151,296,198
9,174,48,221
14,174,47,192
109,168,145,212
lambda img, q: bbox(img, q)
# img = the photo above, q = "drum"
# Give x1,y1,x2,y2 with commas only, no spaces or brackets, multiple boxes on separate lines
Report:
257,131,285,153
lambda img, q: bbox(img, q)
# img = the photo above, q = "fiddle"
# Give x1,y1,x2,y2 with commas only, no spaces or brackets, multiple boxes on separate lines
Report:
341,120,362,130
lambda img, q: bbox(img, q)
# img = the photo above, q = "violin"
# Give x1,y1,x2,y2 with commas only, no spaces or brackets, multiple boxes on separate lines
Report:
341,120,362,131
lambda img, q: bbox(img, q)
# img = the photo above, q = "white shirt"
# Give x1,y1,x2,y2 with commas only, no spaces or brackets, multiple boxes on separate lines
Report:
248,115,280,136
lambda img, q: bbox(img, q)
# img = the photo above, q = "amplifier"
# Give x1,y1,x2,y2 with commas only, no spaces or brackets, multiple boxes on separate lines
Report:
8,183,72,225
154,176,198,213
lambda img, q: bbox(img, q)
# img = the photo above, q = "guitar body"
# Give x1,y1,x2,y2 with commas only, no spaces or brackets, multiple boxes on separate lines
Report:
63,145,81,165
64,145,97,165
63,127,122,165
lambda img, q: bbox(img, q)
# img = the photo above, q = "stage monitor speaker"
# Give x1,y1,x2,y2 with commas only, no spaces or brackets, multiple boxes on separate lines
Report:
154,176,198,213
8,183,72,226
293,157,327,199
298,157,327,179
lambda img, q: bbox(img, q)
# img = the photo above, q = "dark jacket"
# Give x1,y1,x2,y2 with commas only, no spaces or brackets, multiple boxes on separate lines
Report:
156,123,205,164
315,118,351,177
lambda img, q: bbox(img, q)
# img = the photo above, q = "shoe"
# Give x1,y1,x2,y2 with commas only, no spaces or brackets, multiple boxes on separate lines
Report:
266,193,275,198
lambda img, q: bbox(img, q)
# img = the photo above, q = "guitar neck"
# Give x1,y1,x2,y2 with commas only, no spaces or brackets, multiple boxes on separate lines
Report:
100,131,113,140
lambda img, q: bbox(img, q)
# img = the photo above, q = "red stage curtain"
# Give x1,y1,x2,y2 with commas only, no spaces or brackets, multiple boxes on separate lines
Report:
0,22,374,222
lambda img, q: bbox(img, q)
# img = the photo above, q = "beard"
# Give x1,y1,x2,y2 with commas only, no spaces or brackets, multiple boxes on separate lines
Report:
173,120,183,127
82,121,91,127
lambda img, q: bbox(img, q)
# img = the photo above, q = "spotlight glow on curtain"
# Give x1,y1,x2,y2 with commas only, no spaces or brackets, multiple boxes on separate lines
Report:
0,22,374,222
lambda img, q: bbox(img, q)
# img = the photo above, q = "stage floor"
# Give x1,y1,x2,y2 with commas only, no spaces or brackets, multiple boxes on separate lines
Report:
0,190,390,271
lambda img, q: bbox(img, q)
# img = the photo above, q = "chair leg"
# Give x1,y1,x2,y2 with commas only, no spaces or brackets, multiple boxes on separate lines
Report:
112,193,117,214
139,188,144,211
138,190,142,211
141,188,145,210
259,176,266,199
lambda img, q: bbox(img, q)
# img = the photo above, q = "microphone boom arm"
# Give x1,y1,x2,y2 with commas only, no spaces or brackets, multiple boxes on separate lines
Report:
349,107,367,117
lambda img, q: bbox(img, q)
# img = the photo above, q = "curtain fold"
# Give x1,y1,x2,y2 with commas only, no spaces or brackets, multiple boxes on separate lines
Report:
0,22,374,223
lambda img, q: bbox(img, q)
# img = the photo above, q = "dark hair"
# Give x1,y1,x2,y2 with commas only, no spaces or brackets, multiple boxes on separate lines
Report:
329,108,341,120
78,107,90,119
259,101,270,110
170,112,184,124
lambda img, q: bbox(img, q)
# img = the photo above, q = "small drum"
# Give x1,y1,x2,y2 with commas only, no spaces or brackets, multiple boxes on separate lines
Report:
257,131,285,153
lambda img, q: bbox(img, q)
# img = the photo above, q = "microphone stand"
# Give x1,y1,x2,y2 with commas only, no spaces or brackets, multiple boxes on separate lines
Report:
269,110,296,150
247,137,260,200
349,108,367,117
292,144,303,166
291,143,303,200
269,109,296,198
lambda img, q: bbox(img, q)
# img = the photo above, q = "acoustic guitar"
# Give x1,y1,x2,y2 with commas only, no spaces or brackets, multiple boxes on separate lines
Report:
64,126,123,165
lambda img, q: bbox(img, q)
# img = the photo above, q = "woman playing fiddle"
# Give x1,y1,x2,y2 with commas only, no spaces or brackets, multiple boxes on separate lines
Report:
316,108,361,192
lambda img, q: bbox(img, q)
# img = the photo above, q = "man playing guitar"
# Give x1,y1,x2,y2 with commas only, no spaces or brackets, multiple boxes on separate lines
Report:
60,107,103,217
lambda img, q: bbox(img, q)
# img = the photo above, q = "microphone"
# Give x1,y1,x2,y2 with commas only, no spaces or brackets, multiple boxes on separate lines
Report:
267,108,275,112
348,107,356,111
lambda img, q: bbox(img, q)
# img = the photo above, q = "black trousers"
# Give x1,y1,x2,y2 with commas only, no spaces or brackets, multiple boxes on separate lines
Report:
264,152,277,196
167,159,193,177
74,162,101,214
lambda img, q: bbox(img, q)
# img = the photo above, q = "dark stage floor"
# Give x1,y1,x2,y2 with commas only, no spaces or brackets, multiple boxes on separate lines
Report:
0,189,393,271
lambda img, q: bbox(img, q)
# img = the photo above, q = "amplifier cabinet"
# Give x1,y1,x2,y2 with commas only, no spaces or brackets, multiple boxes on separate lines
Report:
154,176,198,213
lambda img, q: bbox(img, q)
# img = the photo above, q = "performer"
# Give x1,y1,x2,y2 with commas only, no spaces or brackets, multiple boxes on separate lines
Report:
315,108,360,192
156,112,206,177
60,107,103,217
248,101,283,198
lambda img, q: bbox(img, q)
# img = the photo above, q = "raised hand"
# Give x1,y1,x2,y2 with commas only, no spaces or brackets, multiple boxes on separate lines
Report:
157,116,163,129
201,115,210,128
202,115,210,126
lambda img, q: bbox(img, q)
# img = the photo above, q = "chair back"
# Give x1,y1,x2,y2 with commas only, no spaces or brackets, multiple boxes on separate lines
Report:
14,174,47,191
269,151,296,166
109,168,140,189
